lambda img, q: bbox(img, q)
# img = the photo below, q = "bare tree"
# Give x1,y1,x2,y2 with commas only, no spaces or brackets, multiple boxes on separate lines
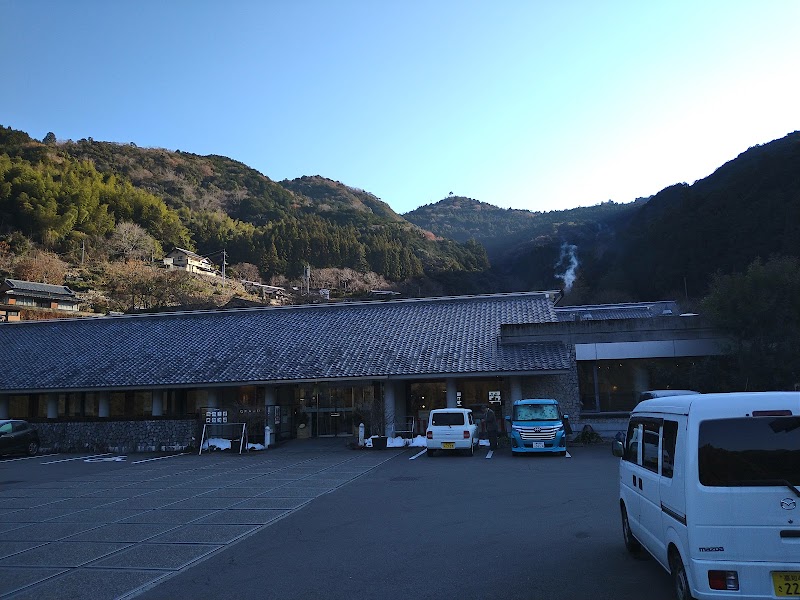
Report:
227,262,261,282
13,250,68,284
110,222,158,262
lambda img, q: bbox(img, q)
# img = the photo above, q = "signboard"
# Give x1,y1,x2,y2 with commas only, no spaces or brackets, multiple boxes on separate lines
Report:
456,391,462,407
205,409,228,424
488,391,501,404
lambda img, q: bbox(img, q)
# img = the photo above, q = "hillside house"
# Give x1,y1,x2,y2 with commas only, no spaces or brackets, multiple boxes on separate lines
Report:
163,248,218,277
0,279,80,321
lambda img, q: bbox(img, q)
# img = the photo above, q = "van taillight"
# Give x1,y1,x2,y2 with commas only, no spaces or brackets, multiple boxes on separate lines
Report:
752,410,792,416
708,571,739,591
463,430,470,439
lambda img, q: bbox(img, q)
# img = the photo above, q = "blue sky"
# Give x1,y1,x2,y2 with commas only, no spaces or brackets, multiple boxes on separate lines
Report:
2,0,799,214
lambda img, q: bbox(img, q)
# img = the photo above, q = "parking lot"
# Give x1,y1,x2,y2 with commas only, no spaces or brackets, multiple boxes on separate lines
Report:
0,441,674,600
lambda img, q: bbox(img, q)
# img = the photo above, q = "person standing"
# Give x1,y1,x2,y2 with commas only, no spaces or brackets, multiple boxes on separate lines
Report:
485,405,498,450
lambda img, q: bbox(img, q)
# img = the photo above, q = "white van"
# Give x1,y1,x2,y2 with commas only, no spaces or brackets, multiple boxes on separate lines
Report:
612,392,800,600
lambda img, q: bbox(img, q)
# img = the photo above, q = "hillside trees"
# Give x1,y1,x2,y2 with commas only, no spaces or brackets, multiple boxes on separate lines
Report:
701,255,800,391
0,153,190,251
0,126,493,297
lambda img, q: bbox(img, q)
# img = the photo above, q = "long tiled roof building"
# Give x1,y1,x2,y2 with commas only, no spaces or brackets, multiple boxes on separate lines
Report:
0,290,724,452
1,292,568,392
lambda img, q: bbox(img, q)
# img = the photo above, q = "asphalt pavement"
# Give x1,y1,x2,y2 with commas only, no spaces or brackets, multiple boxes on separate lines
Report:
0,440,675,600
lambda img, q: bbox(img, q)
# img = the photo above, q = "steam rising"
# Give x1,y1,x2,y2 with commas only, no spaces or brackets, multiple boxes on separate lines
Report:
555,242,579,292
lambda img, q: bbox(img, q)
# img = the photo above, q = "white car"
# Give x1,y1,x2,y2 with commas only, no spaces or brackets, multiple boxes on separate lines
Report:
425,408,479,456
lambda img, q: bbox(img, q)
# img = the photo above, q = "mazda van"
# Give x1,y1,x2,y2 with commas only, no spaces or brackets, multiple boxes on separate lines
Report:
612,392,800,600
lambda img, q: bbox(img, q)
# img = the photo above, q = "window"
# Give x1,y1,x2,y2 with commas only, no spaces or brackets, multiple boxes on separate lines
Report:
133,392,152,416
642,420,661,473
624,418,663,472
431,412,465,426
624,420,641,463
514,404,560,421
698,417,800,486
662,420,678,478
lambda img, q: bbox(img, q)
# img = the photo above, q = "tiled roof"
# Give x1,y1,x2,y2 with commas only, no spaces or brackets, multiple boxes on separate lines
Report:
2,279,77,301
555,301,679,322
0,292,570,392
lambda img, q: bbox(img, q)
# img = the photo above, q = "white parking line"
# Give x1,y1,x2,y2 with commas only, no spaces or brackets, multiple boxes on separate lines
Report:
486,450,493,459
408,449,427,460
565,451,572,458
40,453,111,465
132,453,189,464
84,456,126,463
1,453,59,462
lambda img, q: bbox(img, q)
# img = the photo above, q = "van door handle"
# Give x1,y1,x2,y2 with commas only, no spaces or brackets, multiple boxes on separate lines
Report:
638,477,642,490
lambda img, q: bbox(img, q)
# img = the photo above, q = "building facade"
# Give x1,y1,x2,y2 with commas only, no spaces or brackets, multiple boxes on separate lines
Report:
163,248,218,277
1,278,80,322
0,292,726,451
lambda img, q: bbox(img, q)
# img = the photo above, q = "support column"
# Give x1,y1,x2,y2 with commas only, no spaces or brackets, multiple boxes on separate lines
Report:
206,389,218,408
510,377,523,403
0,395,8,420
394,383,408,434
47,393,59,419
98,391,110,418
152,390,163,417
384,382,396,437
263,386,277,446
446,378,458,409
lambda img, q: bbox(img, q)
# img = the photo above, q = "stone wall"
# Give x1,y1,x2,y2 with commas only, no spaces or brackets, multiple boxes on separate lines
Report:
519,373,581,419
34,419,198,453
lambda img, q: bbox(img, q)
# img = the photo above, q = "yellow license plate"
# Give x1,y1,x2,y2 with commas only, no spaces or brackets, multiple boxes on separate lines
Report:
442,442,455,449
773,572,800,596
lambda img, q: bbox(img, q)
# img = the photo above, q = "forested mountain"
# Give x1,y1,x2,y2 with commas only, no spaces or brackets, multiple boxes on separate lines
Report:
2,123,798,311
591,131,800,301
0,126,488,288
405,195,644,297
404,132,800,303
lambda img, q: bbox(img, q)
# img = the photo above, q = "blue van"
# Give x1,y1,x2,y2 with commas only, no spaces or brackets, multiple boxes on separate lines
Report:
505,399,572,455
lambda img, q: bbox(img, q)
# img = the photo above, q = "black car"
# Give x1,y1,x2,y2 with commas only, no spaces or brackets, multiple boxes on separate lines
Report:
0,419,40,456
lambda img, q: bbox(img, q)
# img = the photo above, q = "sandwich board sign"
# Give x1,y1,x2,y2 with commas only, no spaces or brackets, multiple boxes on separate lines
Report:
488,391,501,404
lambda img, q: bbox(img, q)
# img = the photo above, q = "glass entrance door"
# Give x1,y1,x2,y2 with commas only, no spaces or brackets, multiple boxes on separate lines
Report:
316,407,354,437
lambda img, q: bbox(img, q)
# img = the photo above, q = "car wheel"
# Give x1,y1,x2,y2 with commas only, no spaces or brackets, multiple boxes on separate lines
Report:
670,550,695,600
26,440,39,456
621,505,641,555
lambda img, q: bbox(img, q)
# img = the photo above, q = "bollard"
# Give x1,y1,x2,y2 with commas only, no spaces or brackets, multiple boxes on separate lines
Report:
265,425,271,449
358,422,365,447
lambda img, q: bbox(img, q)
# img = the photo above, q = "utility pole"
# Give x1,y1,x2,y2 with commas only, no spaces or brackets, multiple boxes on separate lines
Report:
222,249,226,283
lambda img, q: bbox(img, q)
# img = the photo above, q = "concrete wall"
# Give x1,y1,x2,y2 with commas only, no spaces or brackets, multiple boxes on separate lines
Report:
34,419,197,453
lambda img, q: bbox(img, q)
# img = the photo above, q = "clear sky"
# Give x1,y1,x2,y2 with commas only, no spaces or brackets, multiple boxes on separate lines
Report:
2,0,799,215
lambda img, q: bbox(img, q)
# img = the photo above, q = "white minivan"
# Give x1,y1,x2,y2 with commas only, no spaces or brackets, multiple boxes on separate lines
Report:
612,392,800,600
425,408,479,456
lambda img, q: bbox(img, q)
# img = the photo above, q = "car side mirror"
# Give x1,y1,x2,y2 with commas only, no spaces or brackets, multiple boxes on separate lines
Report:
612,440,624,457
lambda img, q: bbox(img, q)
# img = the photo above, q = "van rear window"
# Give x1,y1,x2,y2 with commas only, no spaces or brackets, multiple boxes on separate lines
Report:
698,417,800,486
431,412,465,426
